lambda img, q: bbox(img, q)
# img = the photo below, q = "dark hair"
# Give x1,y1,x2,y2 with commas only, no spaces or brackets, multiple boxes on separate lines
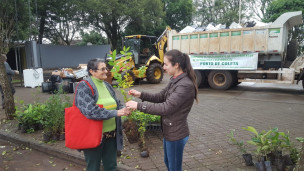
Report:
87,58,105,76
164,49,198,103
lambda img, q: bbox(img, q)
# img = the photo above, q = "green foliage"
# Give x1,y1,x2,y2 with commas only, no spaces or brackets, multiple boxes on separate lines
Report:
296,137,304,143
163,0,193,31
77,31,108,46
14,102,47,133
243,0,273,21
263,0,304,54
127,110,161,146
243,126,273,160
193,0,241,27
138,66,147,78
108,47,134,102
83,0,133,50
107,47,158,147
239,126,300,162
43,92,72,134
124,0,165,36
227,129,248,154
0,0,30,53
40,0,85,45
14,90,72,135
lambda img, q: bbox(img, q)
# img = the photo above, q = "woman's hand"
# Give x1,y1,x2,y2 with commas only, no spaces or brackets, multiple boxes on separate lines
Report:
117,107,131,116
128,89,141,98
126,100,138,110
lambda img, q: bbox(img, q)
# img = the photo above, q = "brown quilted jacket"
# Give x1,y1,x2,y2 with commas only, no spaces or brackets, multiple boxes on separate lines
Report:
137,73,195,141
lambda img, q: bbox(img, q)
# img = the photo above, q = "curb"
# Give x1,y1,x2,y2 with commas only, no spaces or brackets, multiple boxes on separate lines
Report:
0,129,133,171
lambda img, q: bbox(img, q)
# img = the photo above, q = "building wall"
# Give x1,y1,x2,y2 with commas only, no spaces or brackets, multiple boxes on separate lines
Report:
25,41,111,69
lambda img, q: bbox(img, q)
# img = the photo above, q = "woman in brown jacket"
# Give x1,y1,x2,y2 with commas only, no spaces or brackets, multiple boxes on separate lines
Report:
126,49,198,171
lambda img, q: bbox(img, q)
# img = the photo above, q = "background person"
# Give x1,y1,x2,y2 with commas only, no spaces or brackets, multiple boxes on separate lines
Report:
126,49,198,171
75,58,130,171
0,54,19,109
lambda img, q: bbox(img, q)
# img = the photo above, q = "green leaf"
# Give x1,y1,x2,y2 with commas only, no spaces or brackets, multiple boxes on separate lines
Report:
247,140,257,146
2,151,7,155
242,126,258,136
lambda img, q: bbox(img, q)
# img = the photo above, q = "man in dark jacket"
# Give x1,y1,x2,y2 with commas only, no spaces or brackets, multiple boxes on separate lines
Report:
0,54,19,109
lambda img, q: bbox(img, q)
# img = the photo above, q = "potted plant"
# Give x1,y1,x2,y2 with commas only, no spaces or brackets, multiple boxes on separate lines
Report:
228,129,253,166
108,47,144,144
243,126,273,171
14,102,46,133
42,90,71,142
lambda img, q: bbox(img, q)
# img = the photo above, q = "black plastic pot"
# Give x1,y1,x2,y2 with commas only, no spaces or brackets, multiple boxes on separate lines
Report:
264,161,272,171
52,133,60,141
267,153,275,164
242,153,254,166
275,158,285,171
287,165,296,171
140,150,149,158
20,124,29,133
283,155,293,166
18,123,22,130
59,133,65,141
43,132,52,142
255,161,266,171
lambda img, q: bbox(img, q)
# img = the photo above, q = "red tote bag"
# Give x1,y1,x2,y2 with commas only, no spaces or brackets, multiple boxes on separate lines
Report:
65,80,103,149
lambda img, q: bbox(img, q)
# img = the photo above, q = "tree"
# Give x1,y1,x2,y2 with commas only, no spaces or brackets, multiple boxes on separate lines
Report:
193,0,242,27
1,0,28,53
163,0,193,31
84,0,135,50
263,0,304,54
0,0,29,120
124,0,165,37
77,31,108,46
0,55,15,120
33,0,85,45
44,0,84,45
243,0,273,21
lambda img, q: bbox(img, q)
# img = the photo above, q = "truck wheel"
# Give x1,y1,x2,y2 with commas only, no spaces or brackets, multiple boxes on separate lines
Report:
195,70,206,88
208,70,233,90
286,39,298,61
146,63,164,84
121,70,135,84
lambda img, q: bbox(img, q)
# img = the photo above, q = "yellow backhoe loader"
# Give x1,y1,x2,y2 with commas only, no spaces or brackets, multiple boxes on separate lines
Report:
110,27,171,84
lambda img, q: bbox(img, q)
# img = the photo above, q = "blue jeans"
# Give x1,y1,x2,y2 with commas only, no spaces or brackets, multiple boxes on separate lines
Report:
163,136,189,171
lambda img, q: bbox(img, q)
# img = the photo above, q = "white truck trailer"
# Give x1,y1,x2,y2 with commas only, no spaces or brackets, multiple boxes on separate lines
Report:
167,11,304,90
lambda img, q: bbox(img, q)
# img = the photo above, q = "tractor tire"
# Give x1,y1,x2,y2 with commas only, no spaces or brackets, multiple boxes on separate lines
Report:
195,70,206,88
208,70,233,90
286,39,298,61
146,63,164,84
121,70,135,83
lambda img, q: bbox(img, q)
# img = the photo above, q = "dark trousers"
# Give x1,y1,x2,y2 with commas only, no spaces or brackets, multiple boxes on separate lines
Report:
83,137,117,171
0,81,15,108
163,136,189,171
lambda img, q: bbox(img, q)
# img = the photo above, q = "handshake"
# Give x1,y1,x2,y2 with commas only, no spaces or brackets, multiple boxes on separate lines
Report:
117,89,141,117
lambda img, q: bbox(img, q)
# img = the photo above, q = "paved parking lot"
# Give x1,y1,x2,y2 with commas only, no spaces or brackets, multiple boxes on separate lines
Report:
1,73,304,170
118,75,304,170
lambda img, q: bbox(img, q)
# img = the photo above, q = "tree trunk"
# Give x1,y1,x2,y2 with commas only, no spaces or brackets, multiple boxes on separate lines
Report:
0,56,15,120
38,11,47,44
295,142,304,171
